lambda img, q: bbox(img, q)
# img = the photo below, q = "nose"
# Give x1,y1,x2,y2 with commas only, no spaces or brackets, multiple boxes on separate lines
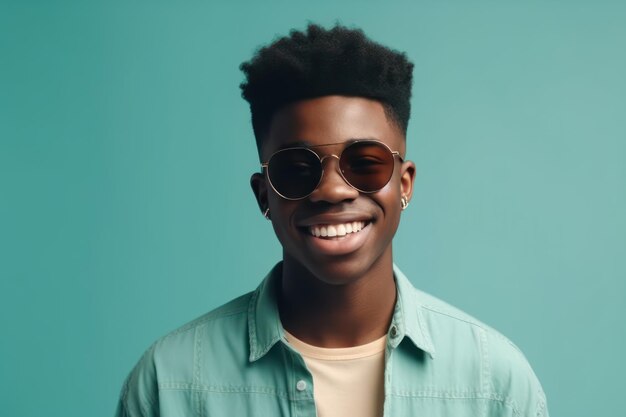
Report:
308,155,359,203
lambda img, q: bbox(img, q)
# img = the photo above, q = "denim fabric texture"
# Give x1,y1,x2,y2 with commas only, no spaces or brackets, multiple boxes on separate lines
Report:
116,264,548,417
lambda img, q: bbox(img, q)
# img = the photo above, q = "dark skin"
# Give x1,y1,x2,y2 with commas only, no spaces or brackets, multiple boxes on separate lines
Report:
251,96,416,348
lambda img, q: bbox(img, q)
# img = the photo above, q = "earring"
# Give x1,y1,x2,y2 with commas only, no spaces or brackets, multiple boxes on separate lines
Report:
263,208,271,220
401,196,409,210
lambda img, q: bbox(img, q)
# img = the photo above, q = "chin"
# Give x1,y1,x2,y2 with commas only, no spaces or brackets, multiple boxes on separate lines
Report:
289,249,387,287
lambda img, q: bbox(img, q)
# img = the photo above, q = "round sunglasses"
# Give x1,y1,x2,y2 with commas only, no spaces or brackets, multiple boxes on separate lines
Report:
261,140,403,200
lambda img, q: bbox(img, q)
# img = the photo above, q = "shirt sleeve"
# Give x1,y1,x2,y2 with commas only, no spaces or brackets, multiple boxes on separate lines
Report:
115,344,160,417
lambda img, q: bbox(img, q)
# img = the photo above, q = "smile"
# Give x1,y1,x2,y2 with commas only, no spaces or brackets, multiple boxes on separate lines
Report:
308,221,367,238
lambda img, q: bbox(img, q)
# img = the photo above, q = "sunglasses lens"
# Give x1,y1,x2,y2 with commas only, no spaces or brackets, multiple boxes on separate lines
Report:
267,148,321,199
340,142,395,192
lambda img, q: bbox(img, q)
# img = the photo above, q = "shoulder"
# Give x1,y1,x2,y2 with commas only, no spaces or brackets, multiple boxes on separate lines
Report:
481,324,549,416
154,291,252,352
410,285,548,415
152,291,252,364
116,292,253,417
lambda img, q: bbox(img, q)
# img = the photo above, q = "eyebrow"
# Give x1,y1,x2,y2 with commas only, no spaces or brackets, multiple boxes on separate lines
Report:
276,137,380,150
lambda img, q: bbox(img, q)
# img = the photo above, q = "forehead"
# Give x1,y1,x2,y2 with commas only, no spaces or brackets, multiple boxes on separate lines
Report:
263,96,405,159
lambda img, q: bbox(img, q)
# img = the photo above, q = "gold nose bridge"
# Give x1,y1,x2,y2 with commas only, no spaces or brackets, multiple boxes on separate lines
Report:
318,154,344,177
315,153,352,191
318,153,340,164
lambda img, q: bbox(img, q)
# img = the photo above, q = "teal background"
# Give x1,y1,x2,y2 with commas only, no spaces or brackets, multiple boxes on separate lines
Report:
1,0,624,415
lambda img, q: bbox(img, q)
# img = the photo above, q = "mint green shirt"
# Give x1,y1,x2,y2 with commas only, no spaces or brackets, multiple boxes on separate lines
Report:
116,264,548,417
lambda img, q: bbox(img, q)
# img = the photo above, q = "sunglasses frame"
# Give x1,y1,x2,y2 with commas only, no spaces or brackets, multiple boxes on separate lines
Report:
261,139,403,200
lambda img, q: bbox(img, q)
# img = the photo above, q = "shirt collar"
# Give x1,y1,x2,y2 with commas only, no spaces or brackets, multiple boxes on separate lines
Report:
248,263,285,362
390,264,436,358
248,262,436,362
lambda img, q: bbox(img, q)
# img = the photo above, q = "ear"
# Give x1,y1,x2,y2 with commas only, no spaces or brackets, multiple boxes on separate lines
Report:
399,160,416,202
250,172,269,214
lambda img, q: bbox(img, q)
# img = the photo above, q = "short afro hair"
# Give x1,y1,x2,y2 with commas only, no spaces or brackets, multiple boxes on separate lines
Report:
239,23,414,151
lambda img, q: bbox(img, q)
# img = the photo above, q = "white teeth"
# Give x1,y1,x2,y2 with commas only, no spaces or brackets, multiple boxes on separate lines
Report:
309,221,366,238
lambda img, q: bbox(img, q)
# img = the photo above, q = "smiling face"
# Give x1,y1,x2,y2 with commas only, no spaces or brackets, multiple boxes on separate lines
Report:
251,95,415,285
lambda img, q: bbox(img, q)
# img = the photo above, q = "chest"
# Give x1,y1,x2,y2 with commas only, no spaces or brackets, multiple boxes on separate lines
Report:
154,343,509,417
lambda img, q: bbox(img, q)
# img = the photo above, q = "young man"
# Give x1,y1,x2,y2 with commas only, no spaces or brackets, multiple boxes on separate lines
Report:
116,24,548,417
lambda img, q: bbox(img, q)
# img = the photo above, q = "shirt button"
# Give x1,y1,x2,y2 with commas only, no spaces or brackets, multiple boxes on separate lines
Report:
296,380,307,391
390,325,399,338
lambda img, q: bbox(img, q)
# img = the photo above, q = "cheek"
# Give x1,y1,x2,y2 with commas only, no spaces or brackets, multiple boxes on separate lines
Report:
372,185,404,243
268,197,299,237
376,177,403,216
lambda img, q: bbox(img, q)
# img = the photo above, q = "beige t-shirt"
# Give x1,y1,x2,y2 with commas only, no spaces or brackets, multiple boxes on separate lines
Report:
285,331,387,417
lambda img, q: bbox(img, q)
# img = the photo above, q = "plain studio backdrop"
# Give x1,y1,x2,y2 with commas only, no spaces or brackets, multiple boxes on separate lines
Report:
1,1,624,416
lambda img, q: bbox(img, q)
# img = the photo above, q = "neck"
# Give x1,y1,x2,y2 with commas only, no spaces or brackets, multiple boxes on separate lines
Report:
279,251,397,348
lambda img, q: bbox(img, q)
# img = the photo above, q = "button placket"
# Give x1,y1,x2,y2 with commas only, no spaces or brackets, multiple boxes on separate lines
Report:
296,379,307,391
389,325,399,338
